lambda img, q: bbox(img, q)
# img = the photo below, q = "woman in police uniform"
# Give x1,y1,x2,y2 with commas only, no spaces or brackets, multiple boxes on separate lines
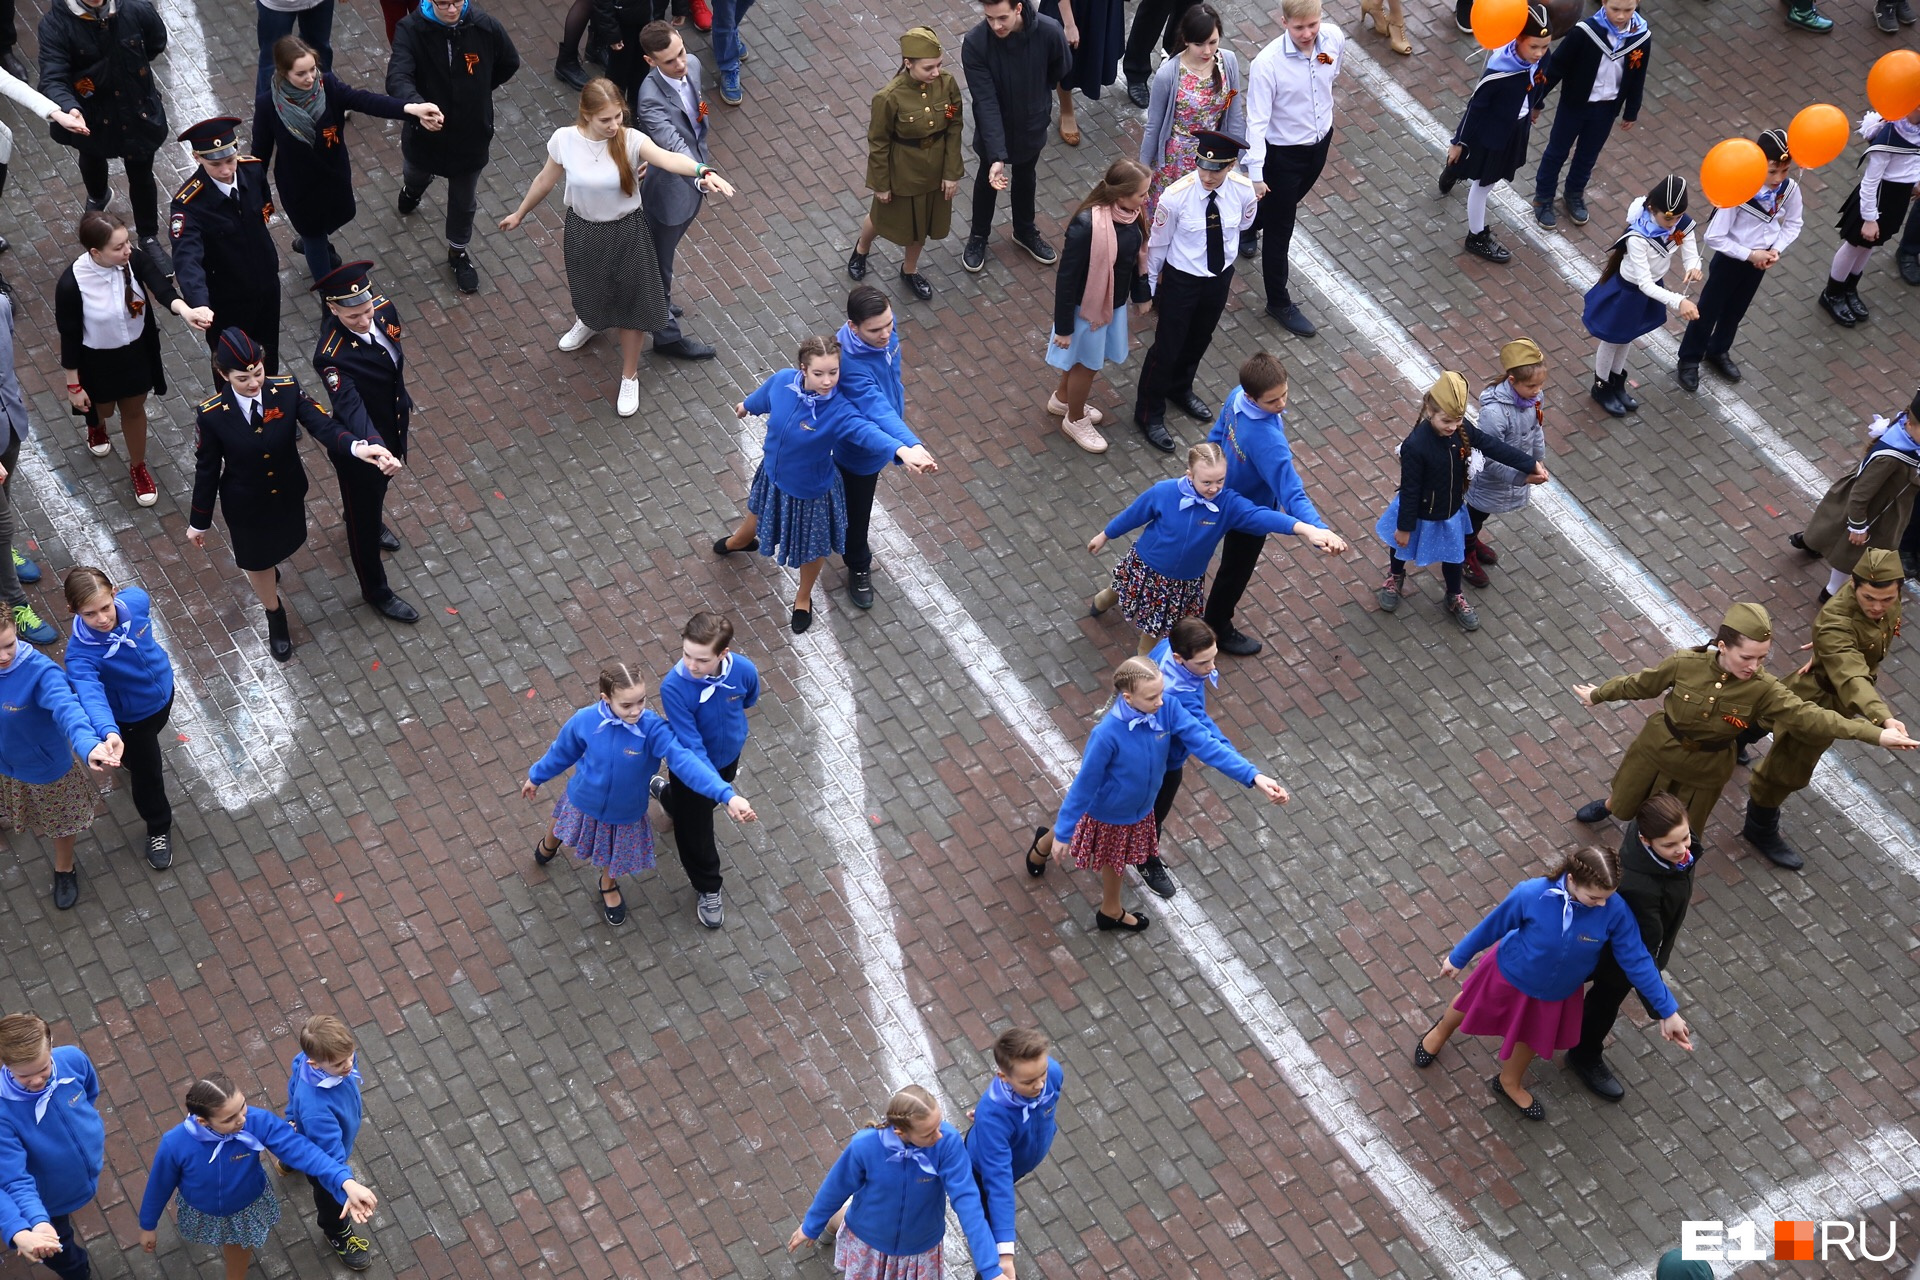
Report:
846,27,963,301
185,328,400,663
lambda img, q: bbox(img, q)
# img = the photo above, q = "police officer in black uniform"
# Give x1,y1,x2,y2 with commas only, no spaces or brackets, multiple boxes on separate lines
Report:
170,117,283,374
310,260,419,624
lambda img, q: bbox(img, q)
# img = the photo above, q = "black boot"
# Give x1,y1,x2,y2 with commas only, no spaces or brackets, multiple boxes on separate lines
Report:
1589,376,1627,418
1845,272,1870,320
555,41,590,90
1818,279,1858,326
1741,801,1803,869
1611,370,1638,412
265,604,293,664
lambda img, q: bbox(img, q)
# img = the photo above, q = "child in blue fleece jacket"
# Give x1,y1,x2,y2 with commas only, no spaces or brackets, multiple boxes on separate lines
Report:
1137,617,1232,900
0,1013,106,1279
966,1027,1064,1276
285,1015,371,1269
655,612,759,930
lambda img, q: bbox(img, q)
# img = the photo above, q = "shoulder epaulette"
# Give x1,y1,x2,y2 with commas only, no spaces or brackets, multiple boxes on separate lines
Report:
320,331,344,358
197,392,223,411
1225,171,1255,188
175,178,204,204
237,154,262,163
1166,171,1200,195
266,374,296,386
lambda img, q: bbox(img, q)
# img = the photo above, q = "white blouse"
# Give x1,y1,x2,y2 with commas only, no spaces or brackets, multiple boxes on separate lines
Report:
72,252,147,350
1618,198,1702,312
546,126,648,224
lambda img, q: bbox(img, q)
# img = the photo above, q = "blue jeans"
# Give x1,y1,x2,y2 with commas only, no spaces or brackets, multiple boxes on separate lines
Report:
709,0,754,76
256,0,335,100
1532,98,1619,203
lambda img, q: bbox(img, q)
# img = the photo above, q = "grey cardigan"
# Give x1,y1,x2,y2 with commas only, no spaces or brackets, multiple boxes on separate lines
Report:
1464,379,1546,516
1138,51,1246,176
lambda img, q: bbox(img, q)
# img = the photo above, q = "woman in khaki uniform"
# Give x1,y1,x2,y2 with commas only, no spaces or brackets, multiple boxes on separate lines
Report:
1789,401,1920,600
847,27,964,301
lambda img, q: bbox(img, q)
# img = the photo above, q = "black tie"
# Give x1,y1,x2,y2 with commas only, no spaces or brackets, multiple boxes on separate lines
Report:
1205,191,1225,275
248,400,263,429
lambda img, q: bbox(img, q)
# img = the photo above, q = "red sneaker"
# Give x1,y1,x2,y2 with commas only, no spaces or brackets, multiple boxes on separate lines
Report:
1471,536,1498,565
689,0,712,31
85,419,110,456
130,463,157,507
1462,547,1490,589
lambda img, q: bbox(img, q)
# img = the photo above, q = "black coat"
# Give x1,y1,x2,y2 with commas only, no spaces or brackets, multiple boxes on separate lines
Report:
170,160,281,364
1450,62,1546,152
313,299,412,454
53,243,179,392
1537,16,1651,123
1052,209,1150,335
36,0,168,158
252,73,411,237
1393,417,1537,531
961,0,1071,166
385,5,520,176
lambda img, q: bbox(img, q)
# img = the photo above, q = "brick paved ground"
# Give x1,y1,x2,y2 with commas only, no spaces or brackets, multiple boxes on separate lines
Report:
1,0,1919,1275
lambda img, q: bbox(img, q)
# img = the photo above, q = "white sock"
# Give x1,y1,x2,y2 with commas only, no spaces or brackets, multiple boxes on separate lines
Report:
1831,243,1874,279
1467,181,1492,234
1829,567,1851,594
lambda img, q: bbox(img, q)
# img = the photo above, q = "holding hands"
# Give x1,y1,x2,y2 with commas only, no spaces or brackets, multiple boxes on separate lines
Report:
172,300,215,330
1659,1013,1694,1050
48,108,88,136
1524,462,1550,486
340,1180,379,1222
406,102,445,130
86,733,122,773
1877,724,1920,750
1297,524,1348,554
896,444,938,474
351,441,405,476
12,1224,63,1260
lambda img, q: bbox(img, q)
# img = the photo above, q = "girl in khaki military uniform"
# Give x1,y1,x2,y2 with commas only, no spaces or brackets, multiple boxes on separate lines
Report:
1789,399,1920,600
847,27,964,301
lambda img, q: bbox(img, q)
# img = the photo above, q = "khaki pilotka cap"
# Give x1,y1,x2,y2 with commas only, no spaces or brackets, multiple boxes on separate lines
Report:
1722,602,1772,641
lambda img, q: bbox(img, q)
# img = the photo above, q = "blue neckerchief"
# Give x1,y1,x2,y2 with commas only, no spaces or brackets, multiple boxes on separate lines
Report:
1541,875,1576,935
1486,41,1539,75
1176,477,1219,513
1114,701,1163,733
1644,835,1693,873
179,1116,266,1163
1156,650,1218,695
1878,412,1919,456
836,321,898,372
299,1057,362,1090
675,652,736,704
1629,207,1676,242
1596,8,1645,47
593,700,647,738
877,1125,940,1177
1511,388,1542,412
72,610,137,660
418,0,467,24
985,1073,1058,1124
789,373,835,422
1751,182,1784,216
0,1064,78,1124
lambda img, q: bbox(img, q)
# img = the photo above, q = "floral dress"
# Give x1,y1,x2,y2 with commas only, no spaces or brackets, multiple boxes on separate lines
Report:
1149,66,1232,219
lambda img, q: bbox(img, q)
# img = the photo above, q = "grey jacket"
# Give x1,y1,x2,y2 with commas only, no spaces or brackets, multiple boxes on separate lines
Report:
1464,379,1545,516
1138,51,1246,177
0,294,29,453
633,58,710,228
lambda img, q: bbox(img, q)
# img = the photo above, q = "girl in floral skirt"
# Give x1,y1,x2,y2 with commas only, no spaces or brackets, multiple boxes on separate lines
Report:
137,1073,378,1279
1023,656,1289,933
1139,5,1246,220
1413,844,1693,1121
787,1084,1004,1280
1090,441,1340,654
713,336,937,633
524,663,757,926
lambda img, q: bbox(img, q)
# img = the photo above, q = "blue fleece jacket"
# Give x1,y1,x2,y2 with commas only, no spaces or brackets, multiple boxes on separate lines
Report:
964,1058,1064,1251
65,588,176,730
138,1108,353,1228
1053,698,1258,843
1149,639,1230,771
528,703,734,825
284,1054,362,1164
744,370,909,500
1206,391,1325,527
658,653,759,772
1449,876,1676,1016
800,1124,1001,1277
0,1047,105,1236
0,648,101,785
833,323,922,476
1104,478,1302,580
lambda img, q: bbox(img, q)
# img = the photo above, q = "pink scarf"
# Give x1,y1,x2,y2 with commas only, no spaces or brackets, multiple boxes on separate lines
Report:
1079,203,1143,329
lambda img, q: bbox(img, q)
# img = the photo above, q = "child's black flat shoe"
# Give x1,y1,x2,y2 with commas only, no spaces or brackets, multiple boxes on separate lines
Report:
1414,1020,1442,1068
791,608,813,634
1094,908,1150,933
1023,826,1049,877
712,535,758,556
534,837,560,866
1489,1076,1544,1120
601,885,626,926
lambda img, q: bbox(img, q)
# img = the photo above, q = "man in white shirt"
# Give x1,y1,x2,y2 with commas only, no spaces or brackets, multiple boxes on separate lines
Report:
1240,0,1343,338
632,22,717,360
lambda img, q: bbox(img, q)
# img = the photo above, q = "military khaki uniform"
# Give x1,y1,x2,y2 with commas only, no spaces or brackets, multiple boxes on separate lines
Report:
864,71,965,245
1593,647,1886,834
1748,587,1901,807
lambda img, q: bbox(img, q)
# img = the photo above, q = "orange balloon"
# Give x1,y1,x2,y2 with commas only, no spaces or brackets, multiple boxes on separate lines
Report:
1788,103,1849,169
1471,0,1527,49
1867,49,1920,121
1700,138,1768,209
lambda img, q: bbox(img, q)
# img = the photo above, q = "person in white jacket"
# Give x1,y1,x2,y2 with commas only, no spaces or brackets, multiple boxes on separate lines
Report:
0,65,88,270
1578,173,1699,418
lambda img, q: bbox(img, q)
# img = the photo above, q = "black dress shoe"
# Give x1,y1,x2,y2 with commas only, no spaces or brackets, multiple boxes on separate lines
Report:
145,833,173,870
1140,418,1176,453
712,535,758,556
378,524,401,552
898,271,933,301
846,248,869,280
1126,78,1150,108
1575,799,1611,824
1239,231,1258,259
1568,1053,1625,1102
1705,352,1742,383
1676,362,1699,392
1215,626,1261,657
373,595,420,623
1901,249,1920,285
1173,390,1212,421
1093,908,1150,932
555,55,591,90
848,570,874,609
265,605,294,664
791,607,813,633
52,868,78,910
1463,229,1511,264
1266,302,1316,337
654,336,716,360
1139,856,1177,899
1787,531,1820,558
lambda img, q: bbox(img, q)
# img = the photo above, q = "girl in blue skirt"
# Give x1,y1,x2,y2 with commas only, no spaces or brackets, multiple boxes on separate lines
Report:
1581,174,1699,417
525,662,757,926
714,337,938,633
1375,372,1546,632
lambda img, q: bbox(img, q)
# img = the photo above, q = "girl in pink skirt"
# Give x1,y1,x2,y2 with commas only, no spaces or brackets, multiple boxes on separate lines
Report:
1414,844,1694,1120
787,1084,1004,1280
1023,655,1289,933
524,662,756,926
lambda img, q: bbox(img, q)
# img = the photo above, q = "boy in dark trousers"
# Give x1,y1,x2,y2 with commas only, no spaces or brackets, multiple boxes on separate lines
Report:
1529,0,1650,229
1563,793,1693,1104
285,1015,371,1269
653,612,759,929
966,1027,1064,1280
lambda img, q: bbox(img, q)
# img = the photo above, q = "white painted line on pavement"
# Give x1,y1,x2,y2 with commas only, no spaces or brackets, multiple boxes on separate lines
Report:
150,0,221,181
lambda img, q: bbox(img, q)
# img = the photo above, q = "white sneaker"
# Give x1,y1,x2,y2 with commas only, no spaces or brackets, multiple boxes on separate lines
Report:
557,319,596,351
1059,413,1109,454
1046,392,1103,424
616,377,640,417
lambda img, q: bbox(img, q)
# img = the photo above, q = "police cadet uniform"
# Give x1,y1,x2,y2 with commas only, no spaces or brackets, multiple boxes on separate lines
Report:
1134,128,1257,452
170,117,282,375
311,261,420,625
1573,602,1898,844
1739,548,1905,869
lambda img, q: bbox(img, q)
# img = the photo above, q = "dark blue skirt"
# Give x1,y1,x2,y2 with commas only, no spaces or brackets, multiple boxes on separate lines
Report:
1582,272,1668,344
746,463,846,568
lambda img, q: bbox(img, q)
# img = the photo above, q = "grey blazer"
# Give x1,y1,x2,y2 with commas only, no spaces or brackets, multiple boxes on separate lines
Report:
633,58,711,228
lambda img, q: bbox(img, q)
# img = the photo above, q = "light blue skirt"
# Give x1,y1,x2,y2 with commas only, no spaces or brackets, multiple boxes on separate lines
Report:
1045,306,1131,373
1374,496,1471,567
